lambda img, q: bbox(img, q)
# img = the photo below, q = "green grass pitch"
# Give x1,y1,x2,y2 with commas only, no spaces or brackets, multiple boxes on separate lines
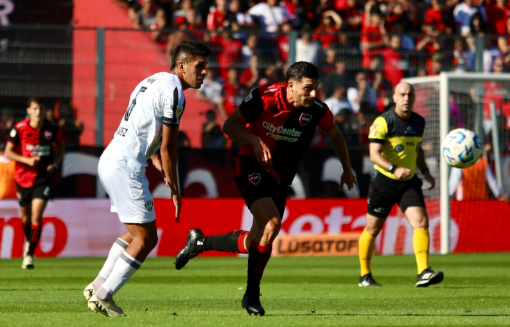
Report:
1,253,509,326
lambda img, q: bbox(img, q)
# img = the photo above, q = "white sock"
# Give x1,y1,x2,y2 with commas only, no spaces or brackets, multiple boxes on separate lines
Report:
96,251,141,301
92,238,129,290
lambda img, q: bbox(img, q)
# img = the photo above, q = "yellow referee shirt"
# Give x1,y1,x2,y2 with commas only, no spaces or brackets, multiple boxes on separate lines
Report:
368,110,425,180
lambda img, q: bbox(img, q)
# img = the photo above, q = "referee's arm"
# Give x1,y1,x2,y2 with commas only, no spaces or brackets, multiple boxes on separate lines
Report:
369,142,411,180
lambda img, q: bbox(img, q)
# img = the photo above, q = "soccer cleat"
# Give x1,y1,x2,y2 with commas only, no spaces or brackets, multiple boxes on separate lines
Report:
83,282,97,301
358,273,381,287
88,294,126,317
416,268,444,287
242,292,265,316
174,228,205,270
21,255,34,269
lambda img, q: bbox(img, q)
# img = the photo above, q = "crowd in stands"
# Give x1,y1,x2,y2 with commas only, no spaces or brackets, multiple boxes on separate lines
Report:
111,0,510,152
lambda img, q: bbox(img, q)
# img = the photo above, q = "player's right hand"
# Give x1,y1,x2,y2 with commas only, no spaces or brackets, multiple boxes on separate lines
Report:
27,157,41,167
253,138,272,166
394,167,411,180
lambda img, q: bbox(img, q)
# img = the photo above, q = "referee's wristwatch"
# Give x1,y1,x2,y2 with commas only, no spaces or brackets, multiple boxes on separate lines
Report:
387,164,397,174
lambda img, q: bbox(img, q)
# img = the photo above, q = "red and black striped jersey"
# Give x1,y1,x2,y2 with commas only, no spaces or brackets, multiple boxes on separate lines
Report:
238,82,334,185
8,118,63,188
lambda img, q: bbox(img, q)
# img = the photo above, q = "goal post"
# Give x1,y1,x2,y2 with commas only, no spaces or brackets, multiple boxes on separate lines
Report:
404,72,510,254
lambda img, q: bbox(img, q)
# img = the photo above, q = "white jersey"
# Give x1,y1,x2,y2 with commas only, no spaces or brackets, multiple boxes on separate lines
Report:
102,72,185,176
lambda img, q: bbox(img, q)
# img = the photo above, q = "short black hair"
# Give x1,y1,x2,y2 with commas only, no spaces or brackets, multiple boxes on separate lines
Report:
171,40,211,70
27,97,45,108
286,61,320,82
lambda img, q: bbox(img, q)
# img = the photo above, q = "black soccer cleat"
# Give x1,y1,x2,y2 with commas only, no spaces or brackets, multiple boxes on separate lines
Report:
174,228,204,270
242,292,265,316
415,268,444,287
358,272,381,287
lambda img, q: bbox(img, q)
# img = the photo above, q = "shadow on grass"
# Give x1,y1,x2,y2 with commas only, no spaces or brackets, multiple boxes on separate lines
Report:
267,313,510,317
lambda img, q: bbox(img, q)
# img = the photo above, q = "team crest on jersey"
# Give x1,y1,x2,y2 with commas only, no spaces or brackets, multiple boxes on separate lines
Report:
176,106,184,116
44,130,53,140
248,173,261,185
299,113,312,126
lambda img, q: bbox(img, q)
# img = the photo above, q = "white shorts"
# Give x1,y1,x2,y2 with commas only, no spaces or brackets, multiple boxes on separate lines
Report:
98,157,155,224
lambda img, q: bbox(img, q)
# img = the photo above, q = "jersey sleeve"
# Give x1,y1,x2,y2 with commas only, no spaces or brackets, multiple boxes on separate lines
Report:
239,88,263,122
162,87,183,130
8,127,20,145
318,104,335,131
368,116,388,144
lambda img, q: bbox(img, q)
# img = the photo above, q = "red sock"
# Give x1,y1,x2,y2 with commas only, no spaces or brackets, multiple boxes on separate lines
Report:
246,240,272,294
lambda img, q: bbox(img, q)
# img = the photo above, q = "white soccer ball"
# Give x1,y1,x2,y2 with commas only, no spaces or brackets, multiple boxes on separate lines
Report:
442,128,482,168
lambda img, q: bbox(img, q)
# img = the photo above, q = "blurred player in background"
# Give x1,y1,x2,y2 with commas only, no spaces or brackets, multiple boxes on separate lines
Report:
5,97,65,269
358,82,443,287
174,61,357,316
83,40,210,317
0,142,16,200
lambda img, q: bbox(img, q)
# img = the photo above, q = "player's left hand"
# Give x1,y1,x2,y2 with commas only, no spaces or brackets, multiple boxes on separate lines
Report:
423,172,436,190
340,170,357,191
46,164,57,178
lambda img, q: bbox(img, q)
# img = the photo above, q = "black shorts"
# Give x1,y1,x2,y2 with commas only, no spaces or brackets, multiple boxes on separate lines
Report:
367,170,426,219
234,156,287,218
16,183,52,207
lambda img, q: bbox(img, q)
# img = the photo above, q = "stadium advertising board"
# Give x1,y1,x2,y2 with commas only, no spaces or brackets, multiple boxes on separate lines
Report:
0,199,509,259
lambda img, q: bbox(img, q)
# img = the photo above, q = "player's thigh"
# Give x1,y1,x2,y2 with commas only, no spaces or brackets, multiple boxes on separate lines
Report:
399,176,428,227
367,171,399,219
99,158,155,224
16,183,32,208
365,213,386,235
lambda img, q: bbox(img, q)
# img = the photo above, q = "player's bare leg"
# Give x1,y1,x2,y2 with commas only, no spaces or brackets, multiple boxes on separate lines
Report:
358,214,384,286
405,207,444,287
241,197,281,316
21,198,46,269
88,222,158,317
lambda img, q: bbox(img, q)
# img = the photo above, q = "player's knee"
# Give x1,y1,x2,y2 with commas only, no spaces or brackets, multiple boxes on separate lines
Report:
365,226,381,236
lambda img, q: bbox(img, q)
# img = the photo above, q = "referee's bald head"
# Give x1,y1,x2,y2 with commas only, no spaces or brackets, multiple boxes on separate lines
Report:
394,82,415,95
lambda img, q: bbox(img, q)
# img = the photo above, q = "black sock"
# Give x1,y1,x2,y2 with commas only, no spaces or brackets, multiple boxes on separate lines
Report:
27,225,42,256
246,240,272,294
197,230,248,253
23,223,31,239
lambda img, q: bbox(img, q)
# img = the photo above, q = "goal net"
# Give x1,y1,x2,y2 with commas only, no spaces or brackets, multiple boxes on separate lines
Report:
404,72,510,254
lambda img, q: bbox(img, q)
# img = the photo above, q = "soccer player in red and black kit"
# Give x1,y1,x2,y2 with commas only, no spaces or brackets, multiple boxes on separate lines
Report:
174,61,357,316
5,97,65,269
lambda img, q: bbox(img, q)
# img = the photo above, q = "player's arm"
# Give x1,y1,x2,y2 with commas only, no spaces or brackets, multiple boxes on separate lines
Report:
160,124,181,221
47,139,65,176
223,108,272,165
369,142,410,180
416,146,435,190
4,141,40,166
324,125,357,191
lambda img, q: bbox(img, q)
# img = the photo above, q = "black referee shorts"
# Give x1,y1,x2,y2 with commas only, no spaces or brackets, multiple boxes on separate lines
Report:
367,170,426,219
16,182,52,207
234,156,287,218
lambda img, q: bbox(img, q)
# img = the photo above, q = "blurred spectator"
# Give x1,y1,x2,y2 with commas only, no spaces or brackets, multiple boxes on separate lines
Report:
483,57,506,130
480,32,502,73
295,30,320,65
150,8,170,50
424,0,454,34
452,37,470,72
202,109,226,149
174,0,203,27
218,68,249,120
497,16,510,66
133,0,160,30
321,57,347,99
385,1,413,33
178,130,191,148
196,68,223,107
464,33,478,70
469,11,488,34
347,71,369,113
213,31,243,80
487,0,510,36
248,0,293,33
335,24,361,55
240,53,263,89
392,21,415,52
224,0,255,39
453,0,487,36
313,10,342,49
0,142,16,199
382,34,404,88
338,0,362,32
361,2,387,68
206,0,228,31
368,69,393,113
111,0,140,25
427,53,444,76
449,141,508,201
0,111,14,144
277,21,293,63
242,34,259,64
283,0,304,28
416,21,441,71
164,23,190,64
325,85,353,116
57,103,84,148
184,9,206,40
319,47,338,76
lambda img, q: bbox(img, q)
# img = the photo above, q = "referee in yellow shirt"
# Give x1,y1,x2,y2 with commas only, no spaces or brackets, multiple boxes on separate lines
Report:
358,82,444,287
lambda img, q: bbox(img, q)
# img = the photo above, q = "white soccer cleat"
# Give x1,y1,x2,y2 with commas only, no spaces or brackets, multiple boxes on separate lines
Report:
21,255,34,269
83,282,97,301
88,294,126,317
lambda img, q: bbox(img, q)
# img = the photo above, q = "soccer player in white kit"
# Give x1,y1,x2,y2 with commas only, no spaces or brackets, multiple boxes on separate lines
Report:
83,40,210,317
